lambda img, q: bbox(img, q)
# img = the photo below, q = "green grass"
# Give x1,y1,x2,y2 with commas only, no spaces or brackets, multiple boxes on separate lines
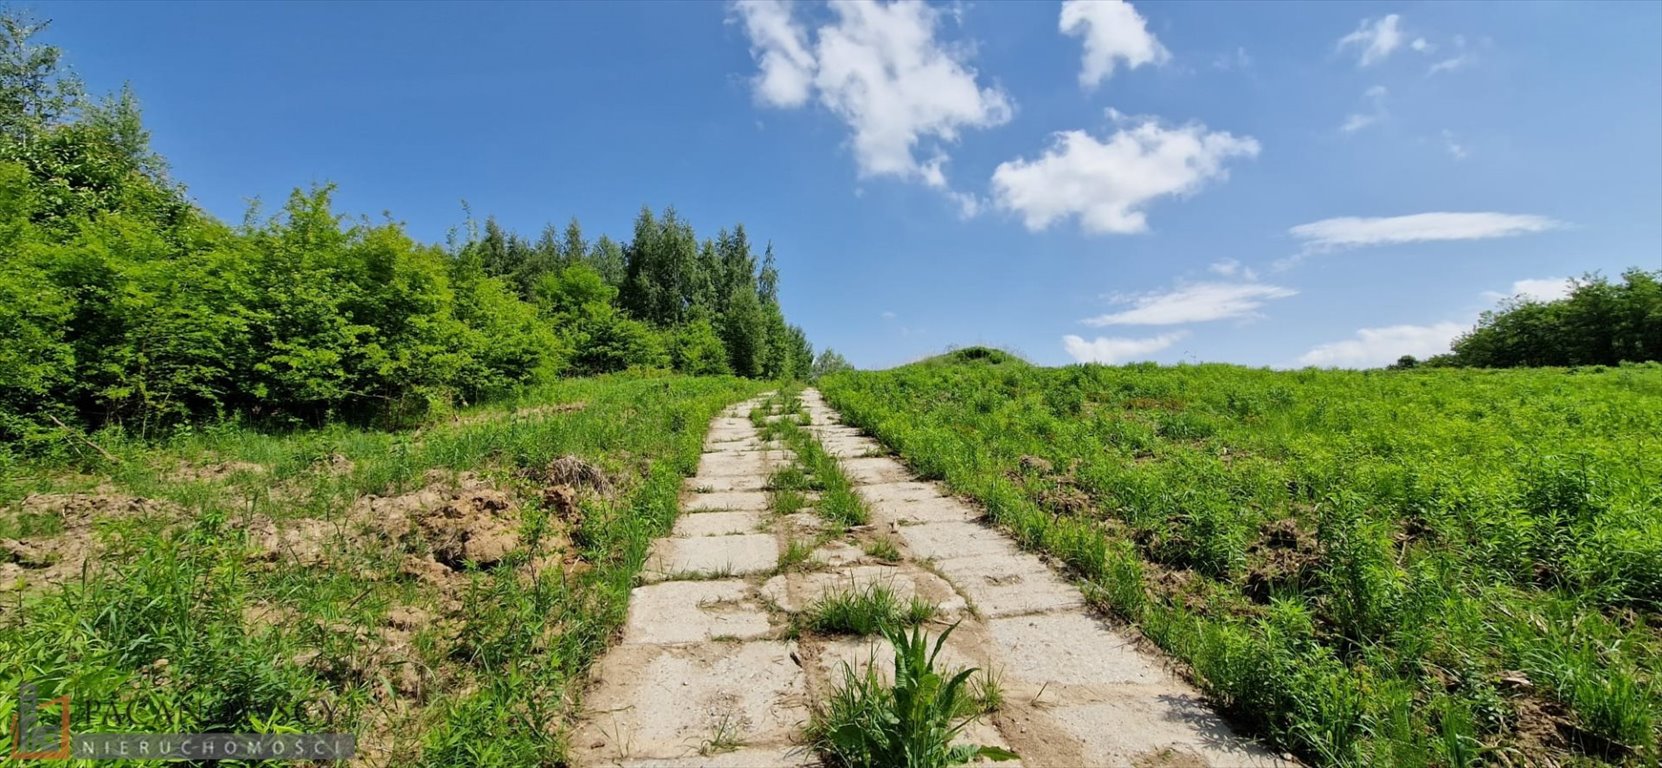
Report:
862,536,903,563
803,581,937,636
0,373,764,765
809,622,1017,768
821,360,1662,767
754,388,870,527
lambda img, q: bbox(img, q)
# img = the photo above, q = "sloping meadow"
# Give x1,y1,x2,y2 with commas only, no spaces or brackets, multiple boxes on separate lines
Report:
0,374,763,765
820,358,1662,766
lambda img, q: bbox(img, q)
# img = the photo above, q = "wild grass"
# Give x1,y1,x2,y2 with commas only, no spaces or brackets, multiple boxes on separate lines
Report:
755,388,870,527
821,360,1662,766
803,581,937,636
862,536,903,563
0,373,764,765
809,622,1017,768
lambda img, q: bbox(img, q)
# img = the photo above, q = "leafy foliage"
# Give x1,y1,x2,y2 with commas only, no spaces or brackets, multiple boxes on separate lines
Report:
0,12,813,445
1442,270,1662,368
810,622,1018,768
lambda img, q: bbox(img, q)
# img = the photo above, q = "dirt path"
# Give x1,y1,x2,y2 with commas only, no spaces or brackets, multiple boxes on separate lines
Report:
572,390,1291,767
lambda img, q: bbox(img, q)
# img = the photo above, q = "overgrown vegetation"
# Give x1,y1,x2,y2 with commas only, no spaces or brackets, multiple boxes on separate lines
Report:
0,12,811,449
810,622,1017,768
754,388,871,527
0,374,764,764
822,356,1662,766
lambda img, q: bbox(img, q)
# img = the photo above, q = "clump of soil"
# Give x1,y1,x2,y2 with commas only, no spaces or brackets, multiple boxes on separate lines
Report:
352,473,523,571
1243,518,1321,602
167,459,267,484
1,493,179,593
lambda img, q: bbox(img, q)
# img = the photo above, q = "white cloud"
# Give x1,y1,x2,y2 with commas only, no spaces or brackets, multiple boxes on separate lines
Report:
1289,212,1561,251
1207,258,1257,280
1428,55,1469,75
1337,14,1403,67
735,0,816,107
1484,277,1572,304
1410,37,1431,53
991,117,1259,234
1083,281,1296,326
1341,85,1387,133
881,310,897,320
1299,322,1465,367
1441,129,1468,160
1063,331,1188,364
733,0,1012,202
1059,0,1169,89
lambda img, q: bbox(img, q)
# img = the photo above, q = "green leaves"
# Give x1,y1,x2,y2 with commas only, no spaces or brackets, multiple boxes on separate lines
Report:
811,622,1016,768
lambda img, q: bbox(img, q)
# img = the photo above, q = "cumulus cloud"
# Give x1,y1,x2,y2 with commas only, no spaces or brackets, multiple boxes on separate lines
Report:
1299,322,1465,367
733,0,1012,198
1289,212,1561,251
1063,331,1188,364
1337,14,1403,66
991,116,1259,234
1059,0,1169,89
1484,277,1573,304
735,0,816,107
1083,282,1296,326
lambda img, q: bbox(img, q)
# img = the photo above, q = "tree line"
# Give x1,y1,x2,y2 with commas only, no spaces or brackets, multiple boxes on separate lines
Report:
1391,269,1662,370
0,12,817,446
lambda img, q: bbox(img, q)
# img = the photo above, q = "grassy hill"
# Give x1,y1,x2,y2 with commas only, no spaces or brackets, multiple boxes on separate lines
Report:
820,359,1662,766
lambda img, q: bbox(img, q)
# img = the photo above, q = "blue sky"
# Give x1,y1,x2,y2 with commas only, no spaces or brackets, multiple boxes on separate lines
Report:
36,1,1662,369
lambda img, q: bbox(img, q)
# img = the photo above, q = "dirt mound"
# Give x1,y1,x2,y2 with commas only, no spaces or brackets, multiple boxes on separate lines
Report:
168,460,267,484
1243,518,1321,602
2,493,179,593
352,473,522,571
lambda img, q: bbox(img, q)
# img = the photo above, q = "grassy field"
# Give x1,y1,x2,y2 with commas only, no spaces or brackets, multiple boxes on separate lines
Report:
820,350,1662,767
0,373,763,765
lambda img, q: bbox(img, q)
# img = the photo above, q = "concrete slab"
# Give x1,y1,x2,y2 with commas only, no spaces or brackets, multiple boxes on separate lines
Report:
645,534,779,578
897,521,1023,562
574,641,807,761
839,457,915,485
863,492,979,526
672,511,768,538
687,474,769,493
811,539,865,568
621,580,772,645
1046,692,1288,768
985,613,1167,688
932,552,1085,619
615,746,815,768
685,491,771,513
856,481,944,505
695,454,771,478
780,513,824,536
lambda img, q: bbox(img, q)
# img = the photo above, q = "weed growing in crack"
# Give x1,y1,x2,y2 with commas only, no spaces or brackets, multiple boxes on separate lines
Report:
809,622,1017,768
862,536,902,563
803,582,936,636
779,538,818,573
